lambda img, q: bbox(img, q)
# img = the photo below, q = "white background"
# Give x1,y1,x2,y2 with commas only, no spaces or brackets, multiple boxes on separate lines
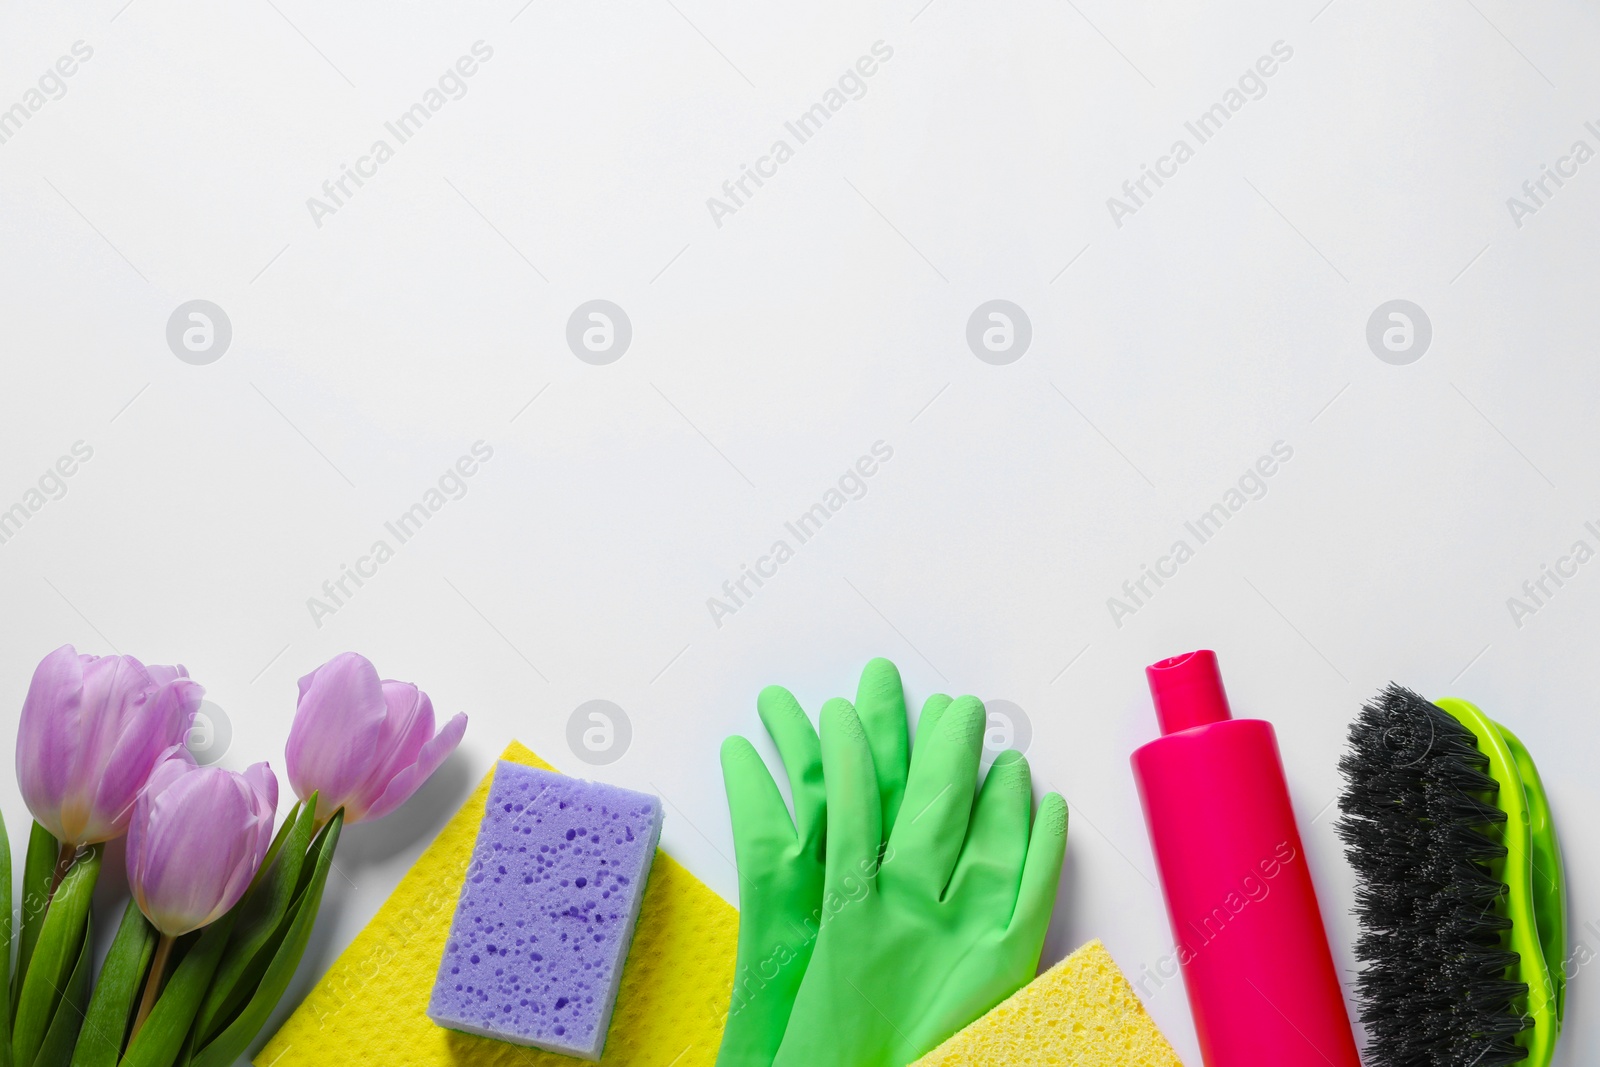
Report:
3,0,1598,1063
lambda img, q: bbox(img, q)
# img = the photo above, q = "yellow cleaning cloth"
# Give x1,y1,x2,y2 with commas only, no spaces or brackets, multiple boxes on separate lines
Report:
912,939,1184,1067
255,742,737,1067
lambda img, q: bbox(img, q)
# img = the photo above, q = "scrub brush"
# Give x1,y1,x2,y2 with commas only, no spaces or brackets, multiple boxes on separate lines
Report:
1337,684,1566,1067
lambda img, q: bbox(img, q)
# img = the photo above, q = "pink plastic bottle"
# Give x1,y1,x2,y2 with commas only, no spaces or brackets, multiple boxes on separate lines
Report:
1130,650,1360,1067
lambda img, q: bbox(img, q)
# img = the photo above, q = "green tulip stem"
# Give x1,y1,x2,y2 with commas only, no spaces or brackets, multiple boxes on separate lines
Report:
311,806,344,836
47,840,77,898
129,933,175,1042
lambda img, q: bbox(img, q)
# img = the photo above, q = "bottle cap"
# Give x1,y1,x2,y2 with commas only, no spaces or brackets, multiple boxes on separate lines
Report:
1146,649,1233,735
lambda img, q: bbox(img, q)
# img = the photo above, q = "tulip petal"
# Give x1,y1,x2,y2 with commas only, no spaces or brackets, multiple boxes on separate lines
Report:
379,683,434,775
18,649,206,848
126,747,197,883
286,653,386,818
147,746,197,794
57,654,148,840
15,645,86,840
75,656,156,785
88,677,204,843
215,766,279,922
129,764,269,937
243,761,279,816
348,682,435,816
358,712,467,823
141,663,189,688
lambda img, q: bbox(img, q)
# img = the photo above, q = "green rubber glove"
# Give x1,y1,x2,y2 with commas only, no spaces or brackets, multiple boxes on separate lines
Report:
771,694,1068,1067
717,659,911,1067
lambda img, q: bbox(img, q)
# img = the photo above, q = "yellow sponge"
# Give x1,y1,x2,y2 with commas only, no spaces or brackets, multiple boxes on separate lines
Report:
912,939,1184,1067
255,742,738,1067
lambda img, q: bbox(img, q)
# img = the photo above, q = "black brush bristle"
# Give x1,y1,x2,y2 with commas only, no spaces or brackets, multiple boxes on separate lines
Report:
1337,684,1531,1067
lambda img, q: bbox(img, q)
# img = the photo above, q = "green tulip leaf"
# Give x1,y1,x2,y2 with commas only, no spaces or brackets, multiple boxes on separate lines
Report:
189,812,343,1067
1,809,13,1067
32,914,93,1067
170,1031,195,1067
256,800,304,877
69,901,156,1067
116,911,237,1067
12,845,99,1067
12,823,59,1020
193,799,317,1045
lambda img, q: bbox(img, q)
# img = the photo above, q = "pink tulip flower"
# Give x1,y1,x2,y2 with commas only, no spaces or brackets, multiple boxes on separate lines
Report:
285,652,467,824
126,749,278,938
16,645,204,846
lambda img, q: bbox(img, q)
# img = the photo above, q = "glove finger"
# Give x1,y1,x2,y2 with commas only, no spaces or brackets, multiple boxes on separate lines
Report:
854,657,910,831
756,684,825,855
721,736,798,887
718,735,812,1067
820,697,883,900
887,694,986,897
1006,792,1069,949
914,692,953,747
944,749,1032,905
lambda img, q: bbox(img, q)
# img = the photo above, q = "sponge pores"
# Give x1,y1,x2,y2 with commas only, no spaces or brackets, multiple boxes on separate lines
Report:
913,939,1185,1066
428,763,664,1059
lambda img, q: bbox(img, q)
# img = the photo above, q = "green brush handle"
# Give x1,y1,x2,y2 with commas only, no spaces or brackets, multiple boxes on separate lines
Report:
1501,724,1567,1029
1435,698,1565,1067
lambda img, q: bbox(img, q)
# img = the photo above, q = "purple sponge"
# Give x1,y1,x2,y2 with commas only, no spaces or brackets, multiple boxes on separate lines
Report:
427,761,664,1060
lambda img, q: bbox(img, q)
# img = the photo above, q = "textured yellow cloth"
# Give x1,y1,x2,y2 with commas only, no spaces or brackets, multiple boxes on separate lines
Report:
912,939,1184,1067
256,742,737,1067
